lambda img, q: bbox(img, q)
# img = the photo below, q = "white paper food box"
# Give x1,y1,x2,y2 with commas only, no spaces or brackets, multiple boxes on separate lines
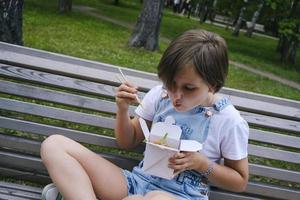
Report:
139,116,202,180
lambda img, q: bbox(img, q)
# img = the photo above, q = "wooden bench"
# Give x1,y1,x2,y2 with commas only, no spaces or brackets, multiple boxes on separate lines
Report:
0,41,299,200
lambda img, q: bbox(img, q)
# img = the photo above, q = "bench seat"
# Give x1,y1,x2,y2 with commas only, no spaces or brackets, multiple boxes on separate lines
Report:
0,42,299,200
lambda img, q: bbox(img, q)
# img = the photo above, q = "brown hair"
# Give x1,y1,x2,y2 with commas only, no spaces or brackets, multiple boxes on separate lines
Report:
157,29,228,93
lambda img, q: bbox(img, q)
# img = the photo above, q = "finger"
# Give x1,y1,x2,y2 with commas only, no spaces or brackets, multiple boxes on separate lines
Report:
116,91,138,100
118,84,138,94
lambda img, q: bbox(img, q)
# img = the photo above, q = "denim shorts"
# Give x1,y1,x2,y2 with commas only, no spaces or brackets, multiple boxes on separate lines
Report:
122,164,209,200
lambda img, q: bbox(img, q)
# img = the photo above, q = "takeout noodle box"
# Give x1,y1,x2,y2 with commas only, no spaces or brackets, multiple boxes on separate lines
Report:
139,116,202,179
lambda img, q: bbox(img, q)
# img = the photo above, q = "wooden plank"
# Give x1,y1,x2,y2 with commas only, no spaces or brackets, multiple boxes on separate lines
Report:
249,129,300,149
225,94,300,121
0,193,33,200
210,188,263,200
0,133,40,155
0,181,42,200
0,116,145,153
0,64,119,99
0,98,116,129
0,80,135,116
0,42,159,83
2,97,299,135
0,150,139,175
0,51,157,91
248,144,300,164
249,163,300,183
241,111,300,133
0,167,50,184
221,87,300,108
245,182,300,200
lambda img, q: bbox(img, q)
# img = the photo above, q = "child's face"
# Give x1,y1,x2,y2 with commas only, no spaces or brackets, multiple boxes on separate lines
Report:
166,64,213,112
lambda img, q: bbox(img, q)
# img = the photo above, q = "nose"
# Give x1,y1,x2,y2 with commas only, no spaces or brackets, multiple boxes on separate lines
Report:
173,88,183,100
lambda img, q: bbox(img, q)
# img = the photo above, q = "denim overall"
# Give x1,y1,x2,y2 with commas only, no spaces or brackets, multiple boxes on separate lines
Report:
123,96,230,200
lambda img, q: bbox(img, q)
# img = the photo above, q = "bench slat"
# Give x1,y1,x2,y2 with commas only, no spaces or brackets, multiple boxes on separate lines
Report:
240,111,300,133
0,51,157,91
249,163,300,183
0,166,50,184
227,94,300,121
246,182,300,200
0,80,135,115
0,133,40,155
1,130,299,184
0,181,41,200
220,87,300,108
0,116,145,153
0,98,116,129
1,97,299,135
0,193,34,200
249,144,300,164
0,64,119,99
0,150,139,176
249,129,300,149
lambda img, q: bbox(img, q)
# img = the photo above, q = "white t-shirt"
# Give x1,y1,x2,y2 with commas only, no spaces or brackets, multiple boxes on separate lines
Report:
136,85,249,162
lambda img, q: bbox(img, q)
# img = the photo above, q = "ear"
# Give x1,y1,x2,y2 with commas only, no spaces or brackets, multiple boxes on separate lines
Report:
208,85,215,93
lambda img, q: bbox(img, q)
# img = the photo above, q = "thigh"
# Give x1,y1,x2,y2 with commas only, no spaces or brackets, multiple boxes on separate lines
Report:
53,135,128,200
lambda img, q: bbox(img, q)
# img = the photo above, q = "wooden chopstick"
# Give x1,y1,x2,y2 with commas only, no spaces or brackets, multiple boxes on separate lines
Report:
117,68,144,108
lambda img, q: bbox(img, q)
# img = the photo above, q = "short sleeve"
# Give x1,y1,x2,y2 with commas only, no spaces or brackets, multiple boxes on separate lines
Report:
220,120,249,160
135,85,163,121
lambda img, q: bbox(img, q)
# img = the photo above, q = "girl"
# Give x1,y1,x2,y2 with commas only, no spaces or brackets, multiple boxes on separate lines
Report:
41,29,249,200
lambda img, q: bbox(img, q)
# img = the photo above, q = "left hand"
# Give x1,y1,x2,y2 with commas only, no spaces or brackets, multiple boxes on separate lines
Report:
168,151,205,174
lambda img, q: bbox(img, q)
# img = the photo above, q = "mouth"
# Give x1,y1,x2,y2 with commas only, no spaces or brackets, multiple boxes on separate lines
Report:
173,100,182,107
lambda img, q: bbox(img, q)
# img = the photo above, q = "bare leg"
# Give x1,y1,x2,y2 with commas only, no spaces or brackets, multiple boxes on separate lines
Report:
122,191,178,200
41,134,128,200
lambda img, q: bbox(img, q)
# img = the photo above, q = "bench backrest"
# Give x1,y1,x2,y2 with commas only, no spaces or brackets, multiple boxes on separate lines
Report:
0,42,300,200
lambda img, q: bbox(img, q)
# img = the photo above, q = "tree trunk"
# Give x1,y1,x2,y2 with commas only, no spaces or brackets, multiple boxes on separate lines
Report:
279,36,290,62
58,0,72,13
232,6,245,36
277,0,299,64
288,40,298,64
129,0,164,51
245,0,264,37
0,0,24,45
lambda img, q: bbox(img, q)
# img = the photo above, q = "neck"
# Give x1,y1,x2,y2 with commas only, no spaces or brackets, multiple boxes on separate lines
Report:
204,93,219,107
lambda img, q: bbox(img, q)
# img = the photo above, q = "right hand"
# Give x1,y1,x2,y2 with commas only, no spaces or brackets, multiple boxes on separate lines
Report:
115,81,139,111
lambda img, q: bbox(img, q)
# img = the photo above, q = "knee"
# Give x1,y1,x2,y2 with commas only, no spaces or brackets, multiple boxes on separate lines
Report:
40,134,67,161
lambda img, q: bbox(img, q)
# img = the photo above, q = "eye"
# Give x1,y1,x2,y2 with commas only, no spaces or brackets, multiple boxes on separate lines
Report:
184,86,196,91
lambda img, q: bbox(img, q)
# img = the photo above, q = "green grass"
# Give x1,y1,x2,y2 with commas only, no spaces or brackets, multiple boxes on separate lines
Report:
74,0,300,84
23,0,300,101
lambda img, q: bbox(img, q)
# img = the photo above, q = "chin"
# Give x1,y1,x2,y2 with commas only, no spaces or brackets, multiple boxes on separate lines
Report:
173,105,189,112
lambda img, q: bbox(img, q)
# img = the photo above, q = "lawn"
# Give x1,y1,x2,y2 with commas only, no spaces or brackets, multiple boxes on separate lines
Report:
23,0,300,101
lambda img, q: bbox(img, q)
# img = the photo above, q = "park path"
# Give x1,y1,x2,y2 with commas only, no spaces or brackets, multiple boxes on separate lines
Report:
73,5,300,91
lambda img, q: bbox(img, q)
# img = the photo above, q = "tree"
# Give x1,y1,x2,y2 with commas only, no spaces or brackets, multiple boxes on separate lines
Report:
58,0,72,13
232,0,248,36
274,0,299,64
0,0,24,45
198,0,215,23
129,0,164,51
245,0,264,37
